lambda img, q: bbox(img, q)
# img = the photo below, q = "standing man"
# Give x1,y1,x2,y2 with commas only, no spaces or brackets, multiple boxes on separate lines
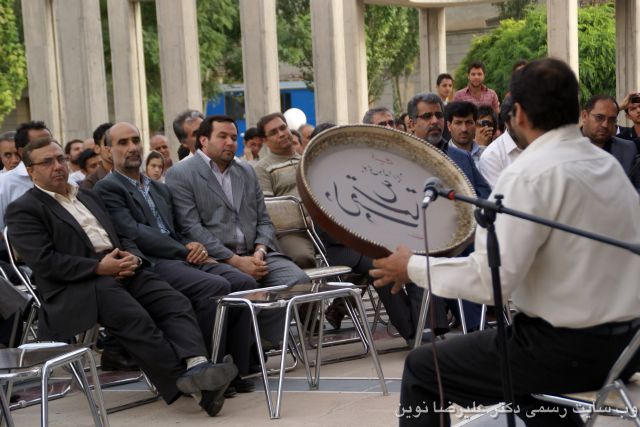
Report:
453,61,500,113
446,101,485,168
94,122,257,390
581,94,640,191
173,110,204,161
0,131,19,173
362,107,396,128
149,133,173,170
6,137,238,417
372,57,640,427
81,122,113,190
64,139,84,173
253,113,316,269
435,73,454,105
479,96,525,188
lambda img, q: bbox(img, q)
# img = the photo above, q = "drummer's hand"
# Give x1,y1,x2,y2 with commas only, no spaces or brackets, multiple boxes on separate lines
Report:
370,245,412,295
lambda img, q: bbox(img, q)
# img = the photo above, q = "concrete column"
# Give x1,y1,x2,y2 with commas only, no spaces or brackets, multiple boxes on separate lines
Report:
343,0,368,123
107,0,149,147
616,0,640,107
419,8,447,93
239,0,280,127
547,0,579,76
21,0,62,139
310,0,349,124
52,0,109,142
156,0,202,153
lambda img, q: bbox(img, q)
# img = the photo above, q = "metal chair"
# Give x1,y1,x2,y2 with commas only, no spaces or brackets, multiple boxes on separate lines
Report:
2,227,159,414
211,282,388,419
0,344,109,426
532,326,640,426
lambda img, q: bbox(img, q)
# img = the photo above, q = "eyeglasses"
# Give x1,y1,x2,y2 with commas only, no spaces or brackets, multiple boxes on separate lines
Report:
376,120,395,127
416,111,444,121
589,113,617,126
31,155,68,167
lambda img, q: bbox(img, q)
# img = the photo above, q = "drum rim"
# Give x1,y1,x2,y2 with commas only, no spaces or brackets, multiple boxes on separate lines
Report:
297,124,477,258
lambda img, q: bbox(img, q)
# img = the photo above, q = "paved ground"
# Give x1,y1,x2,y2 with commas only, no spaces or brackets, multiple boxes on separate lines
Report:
5,321,640,426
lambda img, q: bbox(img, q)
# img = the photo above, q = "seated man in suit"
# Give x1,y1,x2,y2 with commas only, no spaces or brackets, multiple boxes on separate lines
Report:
6,137,237,417
165,115,309,341
94,122,257,393
581,94,640,192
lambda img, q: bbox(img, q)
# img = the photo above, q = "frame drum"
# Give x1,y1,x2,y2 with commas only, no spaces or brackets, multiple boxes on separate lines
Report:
296,125,476,259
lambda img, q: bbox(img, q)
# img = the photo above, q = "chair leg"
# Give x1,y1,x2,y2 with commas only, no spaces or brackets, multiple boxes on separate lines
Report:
479,304,487,331
414,290,431,349
210,304,227,363
350,291,388,396
0,383,15,427
457,299,468,334
247,305,274,419
274,303,295,419
292,304,314,388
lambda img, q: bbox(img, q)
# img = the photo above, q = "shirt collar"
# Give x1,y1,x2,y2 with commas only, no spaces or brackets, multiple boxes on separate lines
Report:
502,131,521,154
35,182,79,202
448,140,482,155
516,124,585,161
13,162,28,177
465,84,487,93
197,149,235,174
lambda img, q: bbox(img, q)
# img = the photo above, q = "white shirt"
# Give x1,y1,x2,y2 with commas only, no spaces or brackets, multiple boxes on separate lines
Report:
68,170,86,185
478,131,522,188
408,125,640,328
36,183,113,252
0,162,33,231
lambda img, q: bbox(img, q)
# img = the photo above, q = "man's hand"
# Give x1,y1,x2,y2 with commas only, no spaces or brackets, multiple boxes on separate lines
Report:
185,242,208,265
475,126,494,146
226,254,268,280
253,245,267,261
370,245,413,295
96,249,139,278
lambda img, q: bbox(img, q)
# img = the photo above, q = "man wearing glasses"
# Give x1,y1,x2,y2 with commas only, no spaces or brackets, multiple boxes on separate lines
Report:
581,94,640,191
362,107,396,128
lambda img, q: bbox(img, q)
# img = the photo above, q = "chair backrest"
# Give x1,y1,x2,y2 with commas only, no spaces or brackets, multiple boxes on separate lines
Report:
3,226,41,308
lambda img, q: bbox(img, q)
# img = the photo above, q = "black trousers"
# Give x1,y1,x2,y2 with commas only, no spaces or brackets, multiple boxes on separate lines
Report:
153,259,257,375
95,270,208,404
400,313,639,426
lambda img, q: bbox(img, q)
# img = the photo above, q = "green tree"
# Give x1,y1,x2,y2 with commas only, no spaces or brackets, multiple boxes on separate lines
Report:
0,0,27,123
454,2,616,105
493,0,537,20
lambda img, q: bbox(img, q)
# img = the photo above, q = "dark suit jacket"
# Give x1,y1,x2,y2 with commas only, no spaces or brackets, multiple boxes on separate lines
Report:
94,172,190,263
610,136,640,191
165,153,278,260
439,140,492,199
5,187,146,339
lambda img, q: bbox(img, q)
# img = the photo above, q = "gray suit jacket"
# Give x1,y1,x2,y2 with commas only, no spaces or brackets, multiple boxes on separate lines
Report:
93,172,191,263
165,152,278,260
610,136,640,191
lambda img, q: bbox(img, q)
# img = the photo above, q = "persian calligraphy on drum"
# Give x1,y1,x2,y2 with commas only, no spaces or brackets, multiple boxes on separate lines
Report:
297,125,476,258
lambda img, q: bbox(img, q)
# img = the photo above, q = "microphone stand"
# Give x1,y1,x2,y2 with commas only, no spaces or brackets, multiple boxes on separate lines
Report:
438,189,640,427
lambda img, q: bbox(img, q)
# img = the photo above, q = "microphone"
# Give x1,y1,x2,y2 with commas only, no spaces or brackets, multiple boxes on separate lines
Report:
422,177,445,207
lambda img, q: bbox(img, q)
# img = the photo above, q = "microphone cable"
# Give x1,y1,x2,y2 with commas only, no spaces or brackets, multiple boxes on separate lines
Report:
421,204,446,427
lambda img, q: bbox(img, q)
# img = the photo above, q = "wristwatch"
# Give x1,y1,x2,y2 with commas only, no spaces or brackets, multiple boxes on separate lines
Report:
255,247,268,258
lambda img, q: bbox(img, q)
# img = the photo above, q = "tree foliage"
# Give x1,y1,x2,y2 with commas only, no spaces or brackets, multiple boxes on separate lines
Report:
454,2,616,105
0,0,27,123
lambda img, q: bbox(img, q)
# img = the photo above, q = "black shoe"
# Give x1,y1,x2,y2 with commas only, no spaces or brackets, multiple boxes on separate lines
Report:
324,304,343,330
223,386,237,398
176,355,238,394
230,377,255,393
100,350,139,371
199,388,226,417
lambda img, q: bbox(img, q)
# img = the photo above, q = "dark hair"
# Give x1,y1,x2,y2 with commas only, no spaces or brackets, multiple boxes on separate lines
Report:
467,61,485,73
64,139,83,155
145,151,165,172
291,129,302,142
244,127,260,141
256,112,286,137
0,131,16,143
15,121,49,149
77,149,99,170
92,122,113,147
177,145,190,160
362,107,393,124
499,95,514,131
445,101,478,122
407,92,444,121
395,118,407,132
22,137,59,167
477,105,497,125
584,94,619,113
173,110,204,142
436,73,453,86
509,58,579,131
195,115,237,150
309,122,336,139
